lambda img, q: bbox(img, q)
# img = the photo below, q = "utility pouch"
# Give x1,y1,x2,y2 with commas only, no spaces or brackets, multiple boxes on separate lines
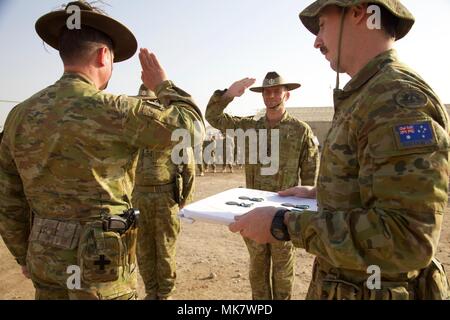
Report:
78,225,123,283
416,258,449,300
321,278,362,300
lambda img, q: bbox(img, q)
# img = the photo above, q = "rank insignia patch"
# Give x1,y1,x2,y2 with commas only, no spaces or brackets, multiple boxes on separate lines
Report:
395,89,428,109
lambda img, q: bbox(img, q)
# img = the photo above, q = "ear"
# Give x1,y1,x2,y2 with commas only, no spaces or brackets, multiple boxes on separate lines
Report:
350,4,368,26
285,91,290,101
96,47,110,67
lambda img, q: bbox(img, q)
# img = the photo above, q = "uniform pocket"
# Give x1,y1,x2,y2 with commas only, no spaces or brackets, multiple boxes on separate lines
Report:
322,279,362,300
416,258,449,300
78,226,123,283
364,283,410,300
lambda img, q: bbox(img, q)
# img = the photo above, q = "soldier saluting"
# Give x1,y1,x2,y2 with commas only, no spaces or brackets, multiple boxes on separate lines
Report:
206,72,320,300
0,1,204,299
230,0,450,299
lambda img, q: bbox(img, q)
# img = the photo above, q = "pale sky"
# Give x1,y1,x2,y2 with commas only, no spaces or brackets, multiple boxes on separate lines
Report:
1,0,449,128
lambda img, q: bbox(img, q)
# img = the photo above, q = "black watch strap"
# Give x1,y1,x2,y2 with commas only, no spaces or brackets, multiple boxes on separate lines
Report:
271,209,291,241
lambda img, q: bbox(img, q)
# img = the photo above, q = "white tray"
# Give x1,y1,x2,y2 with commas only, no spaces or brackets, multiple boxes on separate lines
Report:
179,188,317,225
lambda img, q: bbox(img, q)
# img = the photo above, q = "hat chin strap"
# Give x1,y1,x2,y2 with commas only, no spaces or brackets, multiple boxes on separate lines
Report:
335,7,347,90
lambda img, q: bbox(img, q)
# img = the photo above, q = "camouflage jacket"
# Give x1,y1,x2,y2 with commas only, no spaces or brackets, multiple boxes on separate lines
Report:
0,73,203,265
287,50,450,279
134,144,196,206
206,91,319,192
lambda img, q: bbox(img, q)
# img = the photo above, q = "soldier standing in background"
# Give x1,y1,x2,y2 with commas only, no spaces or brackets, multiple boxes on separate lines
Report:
230,0,450,300
205,136,217,173
0,2,204,300
206,72,319,300
133,85,197,300
195,137,205,177
222,133,235,173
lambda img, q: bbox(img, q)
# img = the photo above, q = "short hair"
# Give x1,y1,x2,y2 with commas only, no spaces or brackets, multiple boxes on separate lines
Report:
369,3,399,39
58,26,114,65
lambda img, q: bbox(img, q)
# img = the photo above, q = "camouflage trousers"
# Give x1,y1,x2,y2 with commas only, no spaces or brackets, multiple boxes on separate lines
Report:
306,258,450,300
26,221,138,300
244,237,295,300
133,191,180,299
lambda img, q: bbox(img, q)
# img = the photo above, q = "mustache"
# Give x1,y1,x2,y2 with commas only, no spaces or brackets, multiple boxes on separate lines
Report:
320,46,329,55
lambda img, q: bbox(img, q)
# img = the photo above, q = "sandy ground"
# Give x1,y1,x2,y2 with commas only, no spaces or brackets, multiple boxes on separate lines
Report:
1,167,449,300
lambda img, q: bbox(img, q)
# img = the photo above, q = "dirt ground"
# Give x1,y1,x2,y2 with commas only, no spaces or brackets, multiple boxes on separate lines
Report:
1,167,450,300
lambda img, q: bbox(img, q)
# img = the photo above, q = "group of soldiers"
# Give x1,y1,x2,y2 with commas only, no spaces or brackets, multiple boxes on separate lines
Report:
0,0,450,300
196,134,242,175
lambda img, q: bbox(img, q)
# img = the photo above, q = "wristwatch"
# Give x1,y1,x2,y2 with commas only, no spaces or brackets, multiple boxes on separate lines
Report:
270,209,291,241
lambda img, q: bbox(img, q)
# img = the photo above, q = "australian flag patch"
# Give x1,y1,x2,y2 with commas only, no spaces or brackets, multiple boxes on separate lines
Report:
394,122,435,148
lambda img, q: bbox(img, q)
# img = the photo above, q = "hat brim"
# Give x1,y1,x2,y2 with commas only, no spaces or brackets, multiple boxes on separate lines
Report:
299,0,415,41
35,10,137,62
250,83,301,93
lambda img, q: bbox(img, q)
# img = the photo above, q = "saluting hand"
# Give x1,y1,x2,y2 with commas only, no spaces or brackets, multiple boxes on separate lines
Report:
139,48,168,92
223,78,256,99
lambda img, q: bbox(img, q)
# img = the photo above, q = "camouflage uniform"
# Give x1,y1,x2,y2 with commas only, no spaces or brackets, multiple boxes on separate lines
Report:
223,135,235,173
206,92,320,299
132,87,196,300
0,73,203,299
286,49,450,299
205,138,217,173
195,143,205,176
283,0,450,300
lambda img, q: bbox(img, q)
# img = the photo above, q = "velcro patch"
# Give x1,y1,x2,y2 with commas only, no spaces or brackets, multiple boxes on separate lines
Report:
395,89,428,109
394,122,435,148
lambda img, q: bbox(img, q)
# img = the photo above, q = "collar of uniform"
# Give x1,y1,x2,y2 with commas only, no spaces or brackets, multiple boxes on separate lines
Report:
342,49,398,93
61,72,96,87
263,110,290,128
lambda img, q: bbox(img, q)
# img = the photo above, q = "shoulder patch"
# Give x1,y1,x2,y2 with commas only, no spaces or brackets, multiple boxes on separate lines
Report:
393,121,435,149
394,89,428,109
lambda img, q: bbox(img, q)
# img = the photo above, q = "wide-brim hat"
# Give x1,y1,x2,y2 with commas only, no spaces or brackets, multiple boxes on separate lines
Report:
35,1,137,62
299,0,415,41
250,72,301,93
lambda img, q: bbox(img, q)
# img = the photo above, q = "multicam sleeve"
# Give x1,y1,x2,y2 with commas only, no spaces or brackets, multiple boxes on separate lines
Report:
299,126,320,186
180,147,196,208
286,112,450,273
123,80,205,150
205,90,256,132
0,129,30,266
